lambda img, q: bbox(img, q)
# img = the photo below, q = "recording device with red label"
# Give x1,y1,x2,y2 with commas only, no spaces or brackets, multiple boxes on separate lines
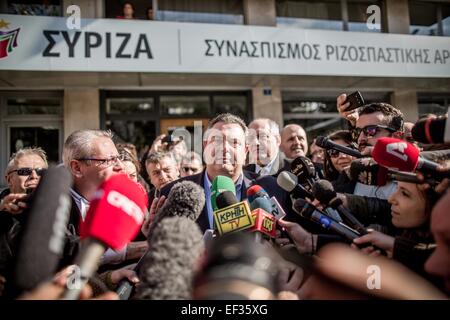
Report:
411,110,450,144
372,137,449,179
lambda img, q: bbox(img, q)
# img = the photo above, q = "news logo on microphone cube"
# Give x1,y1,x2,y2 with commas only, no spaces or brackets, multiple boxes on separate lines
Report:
249,209,277,238
213,201,253,235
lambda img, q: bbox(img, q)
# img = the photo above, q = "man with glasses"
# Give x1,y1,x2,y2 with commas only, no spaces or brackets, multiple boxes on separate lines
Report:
0,147,48,293
335,95,405,225
1,147,48,214
63,130,147,267
245,118,284,177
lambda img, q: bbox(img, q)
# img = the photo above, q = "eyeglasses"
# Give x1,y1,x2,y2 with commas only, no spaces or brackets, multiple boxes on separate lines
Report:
76,155,124,168
8,167,46,176
327,148,352,158
352,125,396,141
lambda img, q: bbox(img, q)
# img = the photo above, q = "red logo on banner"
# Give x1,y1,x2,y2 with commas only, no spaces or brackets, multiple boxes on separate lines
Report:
0,19,20,59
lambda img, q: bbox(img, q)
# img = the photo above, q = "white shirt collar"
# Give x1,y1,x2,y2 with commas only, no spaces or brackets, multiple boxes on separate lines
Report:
70,188,90,221
255,156,277,176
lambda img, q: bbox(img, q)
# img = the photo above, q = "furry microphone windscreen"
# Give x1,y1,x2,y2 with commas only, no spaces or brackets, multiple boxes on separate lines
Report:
135,216,204,300
148,180,205,237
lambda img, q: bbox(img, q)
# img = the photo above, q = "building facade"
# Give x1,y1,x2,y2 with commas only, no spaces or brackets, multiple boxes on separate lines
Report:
0,0,449,185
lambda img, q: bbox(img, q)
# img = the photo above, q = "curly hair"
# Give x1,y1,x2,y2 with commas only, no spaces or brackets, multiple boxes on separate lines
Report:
358,102,404,132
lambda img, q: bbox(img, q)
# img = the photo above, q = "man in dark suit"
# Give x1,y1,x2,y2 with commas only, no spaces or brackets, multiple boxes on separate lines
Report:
244,118,285,177
159,113,299,233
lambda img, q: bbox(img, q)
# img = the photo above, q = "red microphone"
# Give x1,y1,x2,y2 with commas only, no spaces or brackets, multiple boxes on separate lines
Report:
247,184,267,203
373,137,420,172
248,209,277,239
63,174,148,299
373,137,449,179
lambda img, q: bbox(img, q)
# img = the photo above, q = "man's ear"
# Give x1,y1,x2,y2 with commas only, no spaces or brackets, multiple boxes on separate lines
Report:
5,174,13,188
275,134,281,147
70,160,83,178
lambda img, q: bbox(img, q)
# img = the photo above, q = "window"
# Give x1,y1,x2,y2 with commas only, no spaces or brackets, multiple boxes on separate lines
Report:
409,1,439,35
106,98,155,115
214,95,248,121
417,93,450,117
276,0,382,33
105,0,154,20
4,0,61,16
158,0,244,24
160,95,210,116
347,1,382,33
0,91,63,188
409,1,450,36
102,91,250,158
105,0,244,24
7,98,62,115
276,0,343,31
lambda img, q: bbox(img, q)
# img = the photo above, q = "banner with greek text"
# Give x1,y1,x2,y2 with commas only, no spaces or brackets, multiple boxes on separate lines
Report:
0,14,449,77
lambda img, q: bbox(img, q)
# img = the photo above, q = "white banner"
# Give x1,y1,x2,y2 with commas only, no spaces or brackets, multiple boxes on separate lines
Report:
0,14,450,77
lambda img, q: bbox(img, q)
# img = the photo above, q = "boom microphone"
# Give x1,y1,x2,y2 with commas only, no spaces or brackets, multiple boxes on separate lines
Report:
63,174,147,300
135,217,204,300
117,180,205,299
315,136,363,158
148,180,205,236
12,165,72,296
411,111,450,144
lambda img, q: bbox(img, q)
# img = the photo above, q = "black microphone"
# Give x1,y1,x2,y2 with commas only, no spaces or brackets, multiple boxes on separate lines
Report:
293,199,360,242
216,190,238,209
193,232,278,300
316,136,363,158
290,156,318,189
11,165,72,296
312,180,367,235
134,216,204,299
276,171,314,200
411,113,450,144
116,180,205,300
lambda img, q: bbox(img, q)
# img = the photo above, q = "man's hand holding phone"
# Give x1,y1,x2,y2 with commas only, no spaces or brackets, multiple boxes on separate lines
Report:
337,91,365,127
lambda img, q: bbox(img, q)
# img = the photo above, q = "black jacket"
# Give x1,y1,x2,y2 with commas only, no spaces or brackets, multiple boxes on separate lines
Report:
331,172,356,194
244,152,285,177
